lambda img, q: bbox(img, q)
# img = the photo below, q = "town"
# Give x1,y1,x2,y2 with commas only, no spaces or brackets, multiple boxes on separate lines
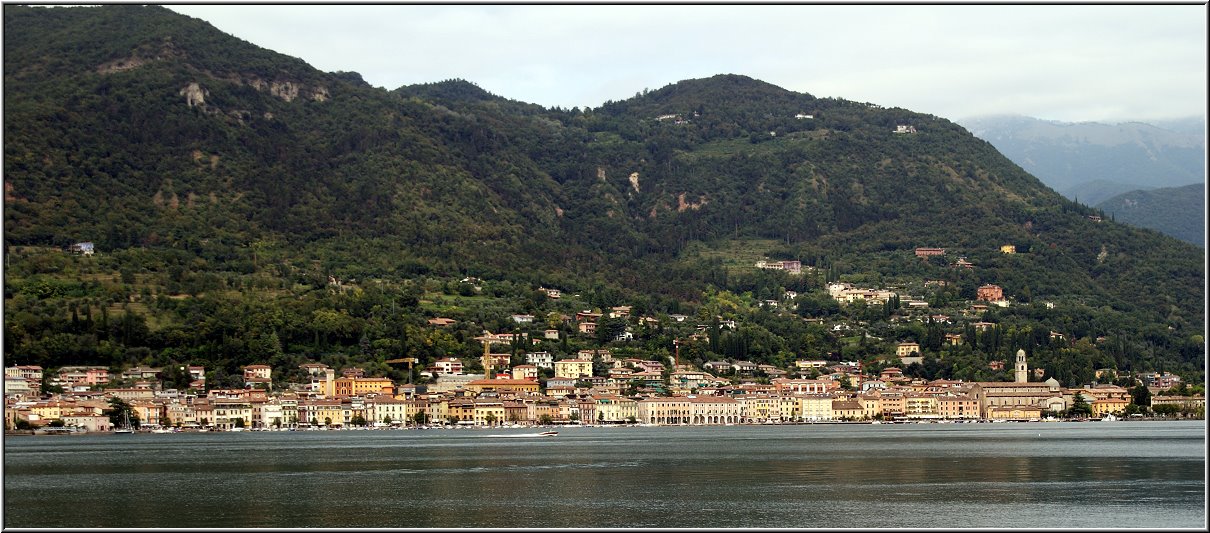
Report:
6,247,1202,434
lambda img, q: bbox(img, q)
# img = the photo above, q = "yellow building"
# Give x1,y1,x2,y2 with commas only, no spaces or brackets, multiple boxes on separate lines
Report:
737,395,779,422
831,399,865,420
986,405,1043,420
799,394,835,421
904,394,939,419
302,399,344,427
637,397,691,425
859,393,883,420
594,395,639,423
684,395,741,425
447,398,476,423
1091,397,1129,416
333,377,395,398
1000,244,1016,254
472,398,506,425
896,342,920,358
211,399,252,430
465,379,540,395
778,395,801,421
554,359,594,380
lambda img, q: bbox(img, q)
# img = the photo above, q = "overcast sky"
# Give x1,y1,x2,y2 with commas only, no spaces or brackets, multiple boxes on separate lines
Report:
166,4,1207,124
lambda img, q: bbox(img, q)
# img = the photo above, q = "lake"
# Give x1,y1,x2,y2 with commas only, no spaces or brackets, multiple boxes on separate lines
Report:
3,421,1205,528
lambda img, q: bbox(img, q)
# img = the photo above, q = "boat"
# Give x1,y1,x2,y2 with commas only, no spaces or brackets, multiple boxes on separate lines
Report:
539,431,558,436
1101,413,1118,421
113,411,134,434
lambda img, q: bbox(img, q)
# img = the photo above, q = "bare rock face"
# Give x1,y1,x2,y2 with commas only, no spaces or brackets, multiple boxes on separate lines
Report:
180,83,208,108
246,77,329,103
269,81,300,102
96,37,182,74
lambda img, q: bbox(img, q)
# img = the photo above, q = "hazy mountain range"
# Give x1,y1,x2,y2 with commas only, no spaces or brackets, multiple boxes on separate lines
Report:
959,114,1205,244
958,114,1205,204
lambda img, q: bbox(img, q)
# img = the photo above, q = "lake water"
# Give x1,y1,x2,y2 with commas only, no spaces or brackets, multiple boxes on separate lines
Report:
3,421,1205,528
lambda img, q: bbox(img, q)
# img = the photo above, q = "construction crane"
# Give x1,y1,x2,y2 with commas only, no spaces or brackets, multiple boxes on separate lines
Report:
384,357,418,383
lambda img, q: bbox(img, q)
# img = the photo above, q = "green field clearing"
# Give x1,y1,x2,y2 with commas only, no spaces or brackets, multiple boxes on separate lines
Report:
682,238,784,275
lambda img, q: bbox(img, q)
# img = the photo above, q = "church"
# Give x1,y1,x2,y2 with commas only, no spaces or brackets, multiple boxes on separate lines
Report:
967,349,1065,419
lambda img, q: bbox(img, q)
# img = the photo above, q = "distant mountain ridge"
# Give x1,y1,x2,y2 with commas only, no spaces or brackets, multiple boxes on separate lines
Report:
1096,183,1205,247
958,114,1205,206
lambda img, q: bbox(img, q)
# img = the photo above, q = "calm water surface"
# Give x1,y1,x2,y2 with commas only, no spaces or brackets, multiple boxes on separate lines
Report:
4,421,1205,528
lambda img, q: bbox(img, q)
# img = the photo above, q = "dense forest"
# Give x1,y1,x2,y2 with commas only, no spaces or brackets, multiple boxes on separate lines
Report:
3,5,1204,389
1096,183,1205,247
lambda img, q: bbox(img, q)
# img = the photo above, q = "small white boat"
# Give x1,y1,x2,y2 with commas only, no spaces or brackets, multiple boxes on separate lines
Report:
1101,413,1118,421
114,412,134,434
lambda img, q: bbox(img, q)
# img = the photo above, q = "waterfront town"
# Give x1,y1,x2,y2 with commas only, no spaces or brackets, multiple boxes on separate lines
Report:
5,252,1204,433
6,349,1200,433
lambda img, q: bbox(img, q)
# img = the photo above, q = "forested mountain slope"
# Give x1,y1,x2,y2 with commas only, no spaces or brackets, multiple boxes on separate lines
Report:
3,5,1203,385
1097,184,1205,247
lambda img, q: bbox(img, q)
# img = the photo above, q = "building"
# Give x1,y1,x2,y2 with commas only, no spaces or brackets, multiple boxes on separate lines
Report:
525,352,554,370
430,358,463,376
914,247,945,257
977,284,1004,302
511,365,539,381
332,376,394,398
554,359,594,380
465,379,540,396
896,342,920,358
968,378,1064,418
1000,244,1016,254
637,396,691,425
1014,349,1028,383
243,365,272,388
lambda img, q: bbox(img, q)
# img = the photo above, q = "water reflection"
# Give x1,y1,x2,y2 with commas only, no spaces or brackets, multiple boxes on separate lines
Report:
4,422,1204,528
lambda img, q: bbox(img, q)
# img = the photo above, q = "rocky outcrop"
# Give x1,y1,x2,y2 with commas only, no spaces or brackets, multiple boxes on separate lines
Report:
96,37,183,74
246,77,329,103
179,82,208,108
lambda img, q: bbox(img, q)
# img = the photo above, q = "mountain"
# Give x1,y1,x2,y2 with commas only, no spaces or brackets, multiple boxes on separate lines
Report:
3,5,1204,385
958,114,1206,206
1096,184,1205,247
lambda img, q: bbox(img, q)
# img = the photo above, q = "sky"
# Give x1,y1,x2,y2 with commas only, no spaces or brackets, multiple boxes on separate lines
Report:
166,4,1207,124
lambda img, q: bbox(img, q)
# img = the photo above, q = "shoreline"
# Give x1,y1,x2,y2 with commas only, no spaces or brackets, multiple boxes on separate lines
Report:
6,416,1202,437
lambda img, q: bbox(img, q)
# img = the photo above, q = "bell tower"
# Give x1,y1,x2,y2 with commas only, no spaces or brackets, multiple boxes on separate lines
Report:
1015,349,1028,383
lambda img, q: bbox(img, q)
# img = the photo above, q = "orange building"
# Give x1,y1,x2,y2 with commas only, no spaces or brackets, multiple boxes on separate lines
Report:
976,284,1004,302
333,377,395,398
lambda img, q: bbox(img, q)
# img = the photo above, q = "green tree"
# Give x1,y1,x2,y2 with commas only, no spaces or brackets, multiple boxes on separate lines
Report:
1067,393,1093,418
1131,384,1152,409
104,397,139,429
